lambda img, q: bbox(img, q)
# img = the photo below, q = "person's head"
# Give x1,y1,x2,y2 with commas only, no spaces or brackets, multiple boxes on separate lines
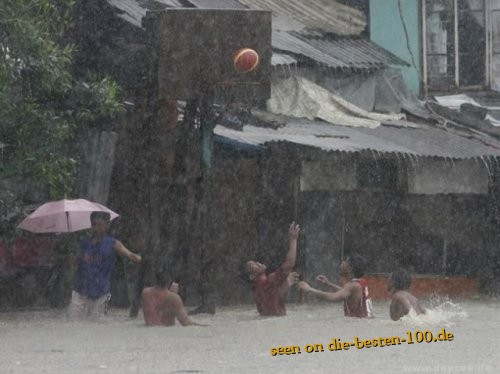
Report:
390,268,412,292
155,269,172,289
246,260,266,280
90,211,111,237
340,254,366,279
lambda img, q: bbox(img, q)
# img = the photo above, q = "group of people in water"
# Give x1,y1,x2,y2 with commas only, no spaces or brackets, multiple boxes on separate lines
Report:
245,222,425,323
69,214,425,325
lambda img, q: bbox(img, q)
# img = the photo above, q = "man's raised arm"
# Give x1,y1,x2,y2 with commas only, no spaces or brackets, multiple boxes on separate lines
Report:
281,222,300,273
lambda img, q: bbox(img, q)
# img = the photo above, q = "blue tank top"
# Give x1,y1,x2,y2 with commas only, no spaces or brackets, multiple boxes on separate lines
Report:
74,235,117,299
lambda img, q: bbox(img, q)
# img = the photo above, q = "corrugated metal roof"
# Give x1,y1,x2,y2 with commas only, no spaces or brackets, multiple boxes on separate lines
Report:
272,31,348,69
301,35,409,69
271,52,297,66
107,0,244,27
272,31,407,70
106,0,366,37
214,116,500,159
106,0,402,70
188,0,246,9
107,0,183,27
237,0,366,36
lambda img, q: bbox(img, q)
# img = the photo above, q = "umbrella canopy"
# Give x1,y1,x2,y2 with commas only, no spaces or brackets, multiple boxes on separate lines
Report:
17,198,119,233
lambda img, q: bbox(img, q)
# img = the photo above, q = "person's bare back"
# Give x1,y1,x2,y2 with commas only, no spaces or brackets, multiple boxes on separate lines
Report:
141,281,204,326
142,287,179,326
390,290,425,321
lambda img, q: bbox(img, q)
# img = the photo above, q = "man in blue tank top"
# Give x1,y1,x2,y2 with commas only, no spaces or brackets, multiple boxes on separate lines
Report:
68,211,141,319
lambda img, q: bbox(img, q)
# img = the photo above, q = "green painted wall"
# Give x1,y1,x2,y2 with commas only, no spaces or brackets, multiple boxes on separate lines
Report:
370,0,422,95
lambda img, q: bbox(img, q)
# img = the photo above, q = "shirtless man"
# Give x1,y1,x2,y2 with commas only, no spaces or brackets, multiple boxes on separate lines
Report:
389,268,425,321
142,271,204,326
246,222,300,316
297,254,374,318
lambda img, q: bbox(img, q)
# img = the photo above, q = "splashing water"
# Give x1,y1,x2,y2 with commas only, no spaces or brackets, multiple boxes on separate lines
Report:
401,296,468,327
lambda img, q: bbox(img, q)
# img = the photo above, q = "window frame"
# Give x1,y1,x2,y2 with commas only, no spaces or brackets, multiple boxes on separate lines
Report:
422,0,491,92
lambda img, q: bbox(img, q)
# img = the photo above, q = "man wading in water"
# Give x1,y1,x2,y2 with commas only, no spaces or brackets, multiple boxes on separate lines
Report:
388,268,425,320
142,270,205,326
246,222,300,316
69,212,142,319
298,254,374,318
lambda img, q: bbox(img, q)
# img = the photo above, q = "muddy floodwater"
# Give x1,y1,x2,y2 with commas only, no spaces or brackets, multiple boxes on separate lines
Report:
1,298,499,373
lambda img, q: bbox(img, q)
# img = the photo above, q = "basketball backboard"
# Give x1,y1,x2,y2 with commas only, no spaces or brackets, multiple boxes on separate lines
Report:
144,9,272,103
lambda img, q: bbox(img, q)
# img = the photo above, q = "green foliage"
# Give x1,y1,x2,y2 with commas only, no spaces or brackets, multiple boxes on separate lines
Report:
0,0,123,199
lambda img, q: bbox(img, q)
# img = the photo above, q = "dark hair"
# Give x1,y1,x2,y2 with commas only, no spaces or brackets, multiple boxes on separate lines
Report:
391,269,412,290
90,211,111,224
346,254,366,278
155,269,171,289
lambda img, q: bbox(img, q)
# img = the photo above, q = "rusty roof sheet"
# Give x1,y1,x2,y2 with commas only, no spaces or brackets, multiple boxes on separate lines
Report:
214,115,500,159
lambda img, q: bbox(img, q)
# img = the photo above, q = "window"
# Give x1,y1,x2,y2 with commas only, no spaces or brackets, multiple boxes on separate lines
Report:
424,0,487,90
491,0,500,89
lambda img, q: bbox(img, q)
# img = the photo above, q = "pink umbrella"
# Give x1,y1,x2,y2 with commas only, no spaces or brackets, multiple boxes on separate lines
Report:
17,198,119,233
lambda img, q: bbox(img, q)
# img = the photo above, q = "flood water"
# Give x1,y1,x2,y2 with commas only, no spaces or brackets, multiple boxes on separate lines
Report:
1,298,499,373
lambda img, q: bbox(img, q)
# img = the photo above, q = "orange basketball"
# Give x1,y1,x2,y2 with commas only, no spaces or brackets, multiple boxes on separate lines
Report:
233,48,259,73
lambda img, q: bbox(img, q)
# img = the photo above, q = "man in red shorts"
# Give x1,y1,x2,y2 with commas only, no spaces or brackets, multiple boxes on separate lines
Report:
297,254,374,318
246,222,300,316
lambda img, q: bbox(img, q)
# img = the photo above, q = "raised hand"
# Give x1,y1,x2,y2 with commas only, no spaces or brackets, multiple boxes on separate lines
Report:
288,222,300,241
316,274,329,285
287,272,300,286
169,282,179,294
297,281,313,293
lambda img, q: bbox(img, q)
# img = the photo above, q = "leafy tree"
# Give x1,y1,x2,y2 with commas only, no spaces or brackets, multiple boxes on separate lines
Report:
0,0,123,199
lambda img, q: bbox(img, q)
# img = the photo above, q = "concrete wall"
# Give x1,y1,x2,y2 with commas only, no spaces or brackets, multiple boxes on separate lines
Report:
408,159,490,194
301,159,357,191
370,0,422,95
294,150,500,295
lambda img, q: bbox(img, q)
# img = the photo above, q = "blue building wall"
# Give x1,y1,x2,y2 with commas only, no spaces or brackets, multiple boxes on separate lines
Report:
370,0,422,95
